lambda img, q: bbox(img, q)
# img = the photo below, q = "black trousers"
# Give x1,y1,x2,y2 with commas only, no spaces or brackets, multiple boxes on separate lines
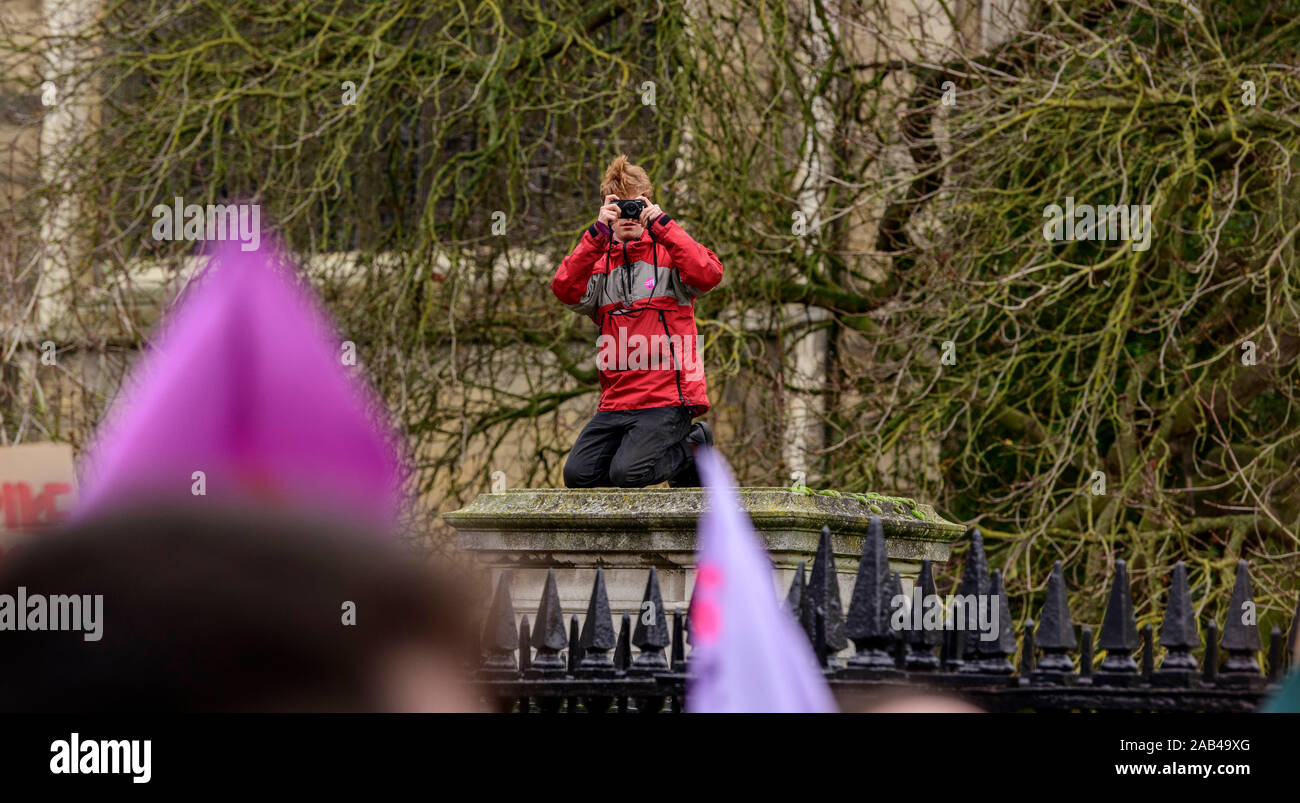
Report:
563,406,694,488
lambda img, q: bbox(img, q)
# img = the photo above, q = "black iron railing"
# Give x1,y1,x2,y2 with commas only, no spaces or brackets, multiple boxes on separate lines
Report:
474,520,1295,712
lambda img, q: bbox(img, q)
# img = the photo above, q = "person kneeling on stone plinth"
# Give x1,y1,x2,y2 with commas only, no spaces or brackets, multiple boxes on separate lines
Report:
550,155,723,488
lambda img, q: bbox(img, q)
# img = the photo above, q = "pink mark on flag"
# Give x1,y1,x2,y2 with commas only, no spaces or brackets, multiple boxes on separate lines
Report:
691,561,725,643
695,563,723,590
692,599,722,643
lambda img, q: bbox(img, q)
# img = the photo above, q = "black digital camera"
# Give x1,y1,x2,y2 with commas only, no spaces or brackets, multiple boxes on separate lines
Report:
614,199,646,219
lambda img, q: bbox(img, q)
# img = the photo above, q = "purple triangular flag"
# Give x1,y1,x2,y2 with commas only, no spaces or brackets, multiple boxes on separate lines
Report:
75,238,405,529
687,447,836,713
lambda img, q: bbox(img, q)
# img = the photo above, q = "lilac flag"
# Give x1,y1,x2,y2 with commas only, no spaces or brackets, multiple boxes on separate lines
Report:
75,239,405,529
687,447,837,713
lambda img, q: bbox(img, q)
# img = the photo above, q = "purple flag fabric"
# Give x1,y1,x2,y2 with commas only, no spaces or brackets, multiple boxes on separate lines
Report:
687,447,837,713
75,239,405,529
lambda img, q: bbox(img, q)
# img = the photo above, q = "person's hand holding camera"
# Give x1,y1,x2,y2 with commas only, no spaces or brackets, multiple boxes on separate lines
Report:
598,194,620,228
636,195,663,227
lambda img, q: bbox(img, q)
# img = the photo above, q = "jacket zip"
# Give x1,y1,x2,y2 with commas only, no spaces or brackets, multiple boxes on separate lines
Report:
621,241,632,302
658,310,687,408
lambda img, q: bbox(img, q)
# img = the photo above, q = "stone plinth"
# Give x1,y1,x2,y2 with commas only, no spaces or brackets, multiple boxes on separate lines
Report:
446,487,965,618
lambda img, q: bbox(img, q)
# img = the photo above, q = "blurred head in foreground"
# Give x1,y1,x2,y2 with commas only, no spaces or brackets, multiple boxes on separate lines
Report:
854,689,985,714
0,503,479,712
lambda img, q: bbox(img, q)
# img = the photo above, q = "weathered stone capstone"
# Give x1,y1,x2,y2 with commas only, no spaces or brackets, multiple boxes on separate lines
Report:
447,487,964,621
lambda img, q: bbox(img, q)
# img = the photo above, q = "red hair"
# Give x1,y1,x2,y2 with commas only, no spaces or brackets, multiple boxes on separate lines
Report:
600,154,653,199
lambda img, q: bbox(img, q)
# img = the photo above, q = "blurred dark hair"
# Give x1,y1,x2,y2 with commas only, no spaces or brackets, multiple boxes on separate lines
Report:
0,503,479,711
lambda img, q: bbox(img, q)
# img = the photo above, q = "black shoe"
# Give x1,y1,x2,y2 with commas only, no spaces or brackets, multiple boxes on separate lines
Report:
669,421,712,487
690,420,714,449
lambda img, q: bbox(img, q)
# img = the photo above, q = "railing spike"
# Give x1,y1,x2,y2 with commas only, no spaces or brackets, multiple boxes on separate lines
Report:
1203,619,1219,684
843,516,896,676
1140,624,1154,680
814,609,828,669
1096,559,1139,685
975,568,1016,675
576,567,617,677
1220,560,1263,686
568,615,582,674
954,527,990,668
785,560,812,644
566,615,581,711
517,613,532,714
1033,561,1077,683
519,616,532,673
630,567,671,674
940,622,955,671
613,613,631,674
905,558,942,671
807,524,847,668
1152,560,1198,688
479,571,519,678
1079,626,1094,682
671,610,685,671
1020,618,1036,678
525,569,568,678
1268,625,1283,683
889,571,907,669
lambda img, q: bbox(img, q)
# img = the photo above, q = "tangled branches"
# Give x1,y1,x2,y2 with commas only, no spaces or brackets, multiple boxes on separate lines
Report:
825,0,1300,629
2,0,1298,634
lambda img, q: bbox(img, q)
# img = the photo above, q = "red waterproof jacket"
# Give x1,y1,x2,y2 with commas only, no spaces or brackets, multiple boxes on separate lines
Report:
551,214,724,414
